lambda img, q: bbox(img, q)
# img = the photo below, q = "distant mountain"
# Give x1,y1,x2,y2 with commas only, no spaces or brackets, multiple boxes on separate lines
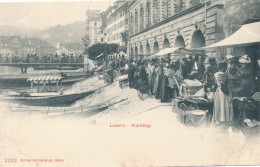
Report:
33,21,86,46
0,25,39,36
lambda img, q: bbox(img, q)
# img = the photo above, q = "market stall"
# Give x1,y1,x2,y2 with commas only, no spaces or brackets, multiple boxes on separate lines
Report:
144,47,213,126
200,21,260,127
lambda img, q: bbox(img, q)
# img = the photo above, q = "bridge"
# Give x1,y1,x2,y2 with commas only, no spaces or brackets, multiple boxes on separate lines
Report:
0,63,85,73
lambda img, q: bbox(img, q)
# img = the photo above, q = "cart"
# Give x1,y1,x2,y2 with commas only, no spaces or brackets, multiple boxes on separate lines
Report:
135,79,151,101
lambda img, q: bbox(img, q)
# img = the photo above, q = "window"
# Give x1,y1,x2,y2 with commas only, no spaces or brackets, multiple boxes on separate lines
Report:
163,0,169,19
146,1,151,27
140,4,144,30
153,0,160,24
94,22,97,26
135,9,138,33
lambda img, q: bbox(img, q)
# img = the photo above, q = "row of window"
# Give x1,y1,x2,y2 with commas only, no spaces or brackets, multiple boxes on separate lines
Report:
107,7,128,23
130,0,201,35
107,32,121,42
107,18,128,34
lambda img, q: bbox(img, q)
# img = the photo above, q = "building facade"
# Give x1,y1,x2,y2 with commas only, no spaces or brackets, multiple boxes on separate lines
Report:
86,9,102,46
99,0,129,53
128,0,226,60
128,0,260,60
56,42,84,55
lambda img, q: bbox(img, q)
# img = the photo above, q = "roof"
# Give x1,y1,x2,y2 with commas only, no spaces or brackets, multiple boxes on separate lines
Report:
203,22,260,49
27,76,62,82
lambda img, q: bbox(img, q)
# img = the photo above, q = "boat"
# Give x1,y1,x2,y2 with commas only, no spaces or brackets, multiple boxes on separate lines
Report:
8,102,109,116
0,70,94,88
0,76,95,106
0,90,95,106
7,98,128,117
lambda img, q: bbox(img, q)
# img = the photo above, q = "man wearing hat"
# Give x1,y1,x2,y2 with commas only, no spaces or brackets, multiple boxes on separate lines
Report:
128,59,136,88
226,54,242,96
205,57,217,92
181,58,190,79
139,60,148,84
237,55,252,96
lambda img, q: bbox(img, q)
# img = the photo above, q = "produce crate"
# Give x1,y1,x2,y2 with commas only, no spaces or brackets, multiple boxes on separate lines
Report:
172,98,209,126
180,84,203,96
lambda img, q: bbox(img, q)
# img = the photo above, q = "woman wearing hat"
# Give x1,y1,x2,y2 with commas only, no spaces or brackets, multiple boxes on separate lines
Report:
153,59,164,99
212,61,234,125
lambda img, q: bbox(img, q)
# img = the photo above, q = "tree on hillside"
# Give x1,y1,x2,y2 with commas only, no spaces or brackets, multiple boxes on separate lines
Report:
87,43,119,60
82,34,90,55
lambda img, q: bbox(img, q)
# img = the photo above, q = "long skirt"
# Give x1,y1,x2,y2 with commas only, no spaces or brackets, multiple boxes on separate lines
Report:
149,73,156,94
154,76,163,99
212,87,234,124
160,76,168,102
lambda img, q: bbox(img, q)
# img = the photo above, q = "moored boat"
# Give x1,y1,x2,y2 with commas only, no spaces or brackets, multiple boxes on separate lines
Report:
0,90,95,106
0,70,94,88
0,75,96,106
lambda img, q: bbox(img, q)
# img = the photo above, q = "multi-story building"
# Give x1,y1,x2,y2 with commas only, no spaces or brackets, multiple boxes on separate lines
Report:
86,9,102,46
56,42,84,55
23,38,56,55
128,0,260,60
0,35,55,58
99,0,129,53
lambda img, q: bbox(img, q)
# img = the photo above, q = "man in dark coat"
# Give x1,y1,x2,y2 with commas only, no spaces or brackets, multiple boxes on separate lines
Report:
128,60,136,88
139,61,148,84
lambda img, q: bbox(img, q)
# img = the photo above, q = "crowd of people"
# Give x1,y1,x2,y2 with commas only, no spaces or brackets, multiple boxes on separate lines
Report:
0,53,84,63
101,53,259,125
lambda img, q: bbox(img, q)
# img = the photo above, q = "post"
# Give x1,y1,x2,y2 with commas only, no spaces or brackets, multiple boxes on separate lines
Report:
37,80,40,93
31,81,34,89
48,80,51,91
43,81,46,91
56,80,59,91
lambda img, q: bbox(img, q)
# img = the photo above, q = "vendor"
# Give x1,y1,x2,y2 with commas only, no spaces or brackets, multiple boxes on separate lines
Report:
153,58,164,100
237,55,252,96
212,61,234,125
205,57,217,92
225,55,242,96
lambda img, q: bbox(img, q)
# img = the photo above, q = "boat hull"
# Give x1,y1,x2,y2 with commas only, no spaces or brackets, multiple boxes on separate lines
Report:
1,90,95,106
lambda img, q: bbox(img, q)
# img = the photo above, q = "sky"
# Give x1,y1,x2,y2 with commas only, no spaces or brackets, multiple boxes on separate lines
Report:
0,0,115,30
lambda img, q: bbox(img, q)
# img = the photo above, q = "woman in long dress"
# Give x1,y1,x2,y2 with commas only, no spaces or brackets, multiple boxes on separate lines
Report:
212,61,234,125
153,59,164,99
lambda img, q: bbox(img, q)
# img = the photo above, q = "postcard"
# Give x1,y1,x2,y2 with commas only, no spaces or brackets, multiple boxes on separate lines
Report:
0,0,260,167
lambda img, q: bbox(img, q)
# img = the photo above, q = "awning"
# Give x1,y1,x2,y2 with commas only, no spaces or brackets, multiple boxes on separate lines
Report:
155,47,181,56
203,22,260,49
145,47,204,60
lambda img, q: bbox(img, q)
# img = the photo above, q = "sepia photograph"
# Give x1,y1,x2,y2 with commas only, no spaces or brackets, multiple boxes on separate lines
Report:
0,0,260,166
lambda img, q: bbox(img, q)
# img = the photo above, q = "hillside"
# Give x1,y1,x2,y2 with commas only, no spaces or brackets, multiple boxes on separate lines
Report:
33,21,86,46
